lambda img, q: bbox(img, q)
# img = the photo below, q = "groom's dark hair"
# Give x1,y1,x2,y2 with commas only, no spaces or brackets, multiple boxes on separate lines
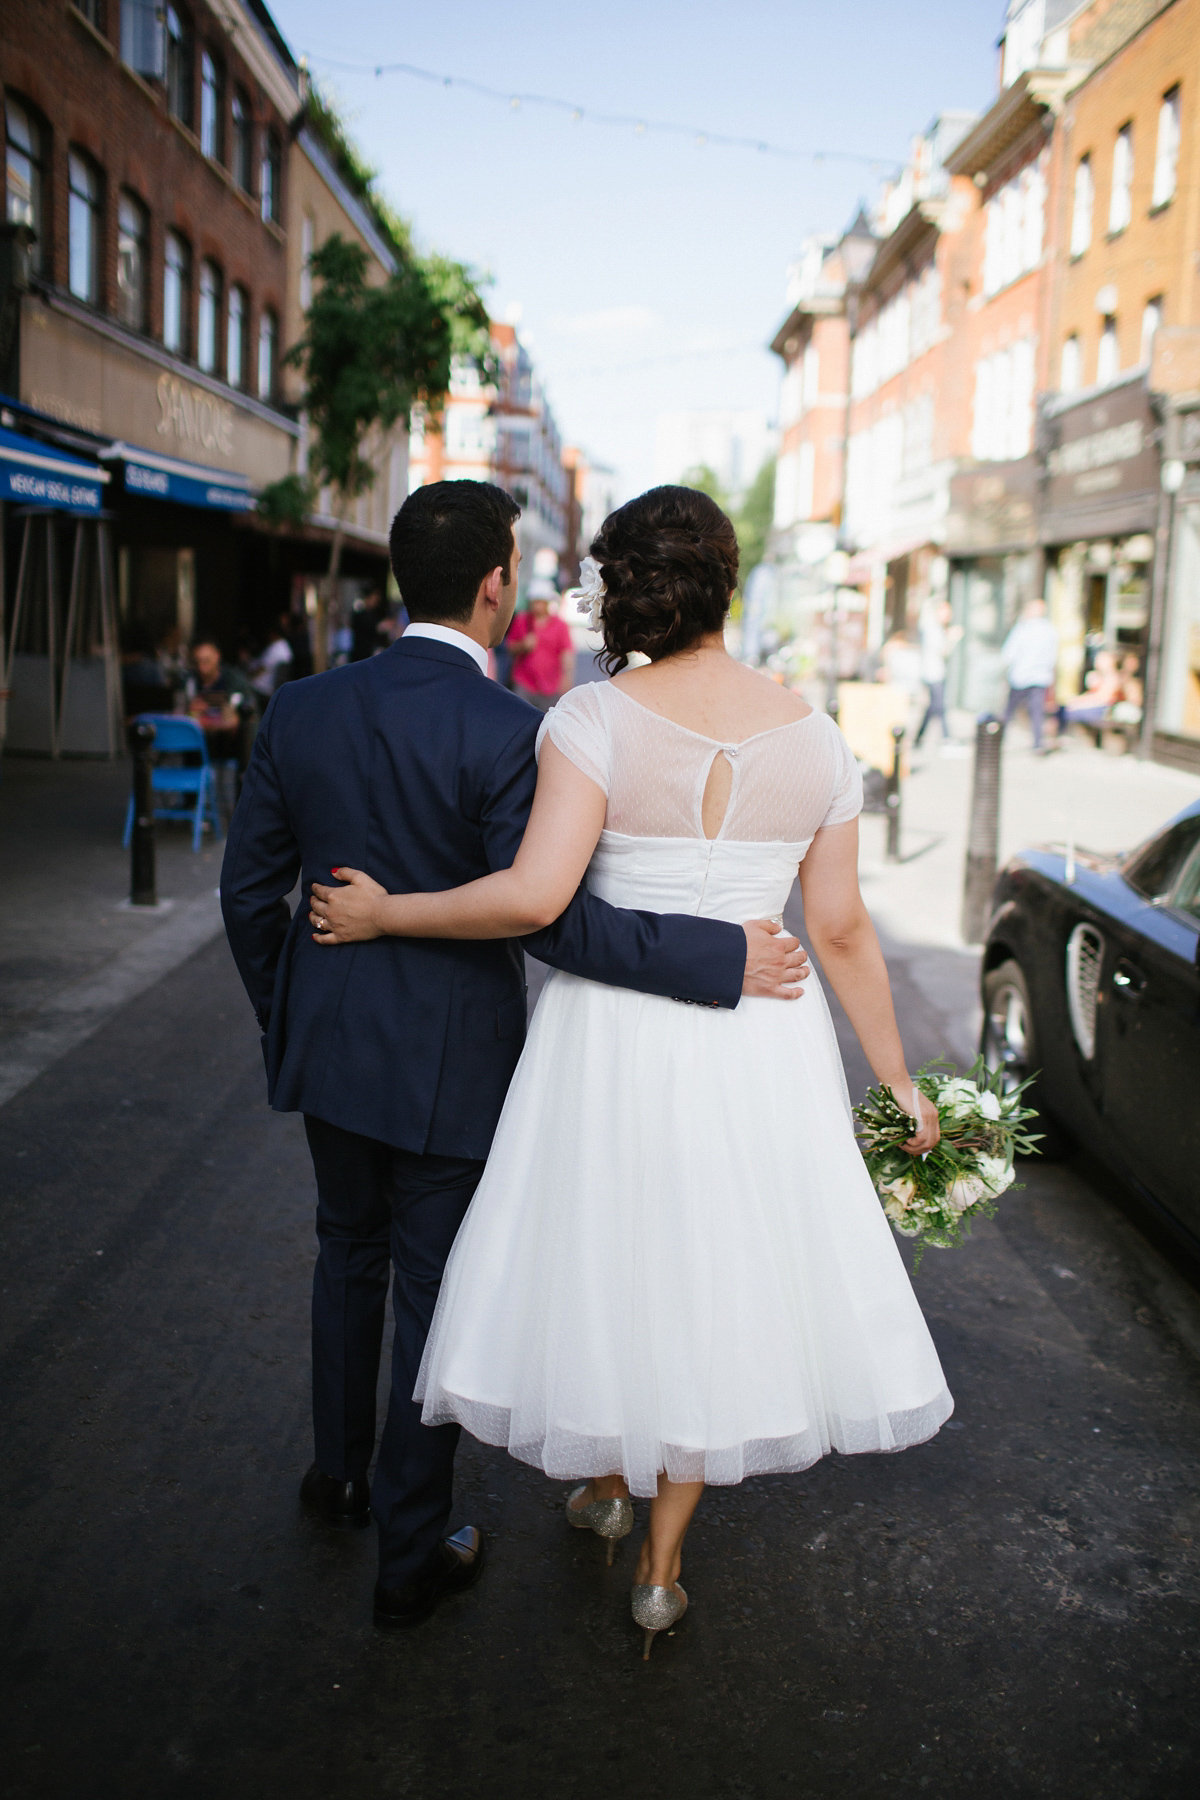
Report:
389,480,521,623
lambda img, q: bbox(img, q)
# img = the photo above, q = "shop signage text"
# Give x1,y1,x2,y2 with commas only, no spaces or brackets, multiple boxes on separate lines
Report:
156,374,235,457
1046,419,1143,492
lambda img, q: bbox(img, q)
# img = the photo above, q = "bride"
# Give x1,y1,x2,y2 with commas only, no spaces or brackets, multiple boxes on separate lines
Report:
309,485,953,1659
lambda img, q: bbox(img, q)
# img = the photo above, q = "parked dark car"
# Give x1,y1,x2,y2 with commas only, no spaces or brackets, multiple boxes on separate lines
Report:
981,798,1200,1250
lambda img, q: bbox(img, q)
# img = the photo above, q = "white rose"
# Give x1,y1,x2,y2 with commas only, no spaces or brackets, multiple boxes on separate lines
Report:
977,1155,1014,1195
937,1079,981,1119
977,1090,1002,1121
947,1173,987,1213
881,1174,916,1206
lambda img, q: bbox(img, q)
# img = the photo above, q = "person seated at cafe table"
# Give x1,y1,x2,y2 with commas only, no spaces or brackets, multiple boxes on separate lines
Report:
186,638,257,771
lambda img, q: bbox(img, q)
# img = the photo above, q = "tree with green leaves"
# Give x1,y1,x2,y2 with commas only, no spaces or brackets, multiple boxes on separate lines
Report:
680,459,777,597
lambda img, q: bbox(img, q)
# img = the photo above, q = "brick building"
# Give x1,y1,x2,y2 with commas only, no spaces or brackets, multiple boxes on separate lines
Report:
409,320,570,586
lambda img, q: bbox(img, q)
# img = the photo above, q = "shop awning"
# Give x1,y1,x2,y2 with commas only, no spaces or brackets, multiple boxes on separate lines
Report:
101,442,256,511
0,424,108,511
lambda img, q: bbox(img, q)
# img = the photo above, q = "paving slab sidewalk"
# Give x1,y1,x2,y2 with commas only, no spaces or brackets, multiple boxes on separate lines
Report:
855,723,1200,1067
2,756,227,1107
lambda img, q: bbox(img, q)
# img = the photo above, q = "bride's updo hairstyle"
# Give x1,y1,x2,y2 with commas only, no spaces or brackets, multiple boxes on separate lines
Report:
591,485,739,674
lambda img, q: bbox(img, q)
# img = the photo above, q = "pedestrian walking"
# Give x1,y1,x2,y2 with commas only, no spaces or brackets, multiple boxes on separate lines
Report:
310,485,949,1660
914,599,961,746
220,480,805,1633
507,578,575,712
1001,598,1059,754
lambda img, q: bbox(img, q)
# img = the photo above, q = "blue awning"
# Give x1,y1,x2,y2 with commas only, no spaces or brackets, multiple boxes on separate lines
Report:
102,441,256,512
0,424,108,511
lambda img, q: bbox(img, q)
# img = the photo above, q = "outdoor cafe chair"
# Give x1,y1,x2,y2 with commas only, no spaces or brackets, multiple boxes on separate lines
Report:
121,713,220,854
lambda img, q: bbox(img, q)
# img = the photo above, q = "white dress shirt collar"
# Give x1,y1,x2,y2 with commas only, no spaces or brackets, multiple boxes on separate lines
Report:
402,621,489,676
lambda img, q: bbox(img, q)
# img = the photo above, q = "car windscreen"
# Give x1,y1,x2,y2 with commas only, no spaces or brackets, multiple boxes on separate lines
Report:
1123,815,1200,902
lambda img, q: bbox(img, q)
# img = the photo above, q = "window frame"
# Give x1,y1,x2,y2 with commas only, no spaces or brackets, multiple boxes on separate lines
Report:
1096,315,1120,386
197,257,222,374
1060,334,1081,394
5,94,47,275
1070,154,1093,258
163,227,192,357
67,147,102,306
200,49,225,162
116,189,149,332
260,128,281,225
257,305,277,400
231,89,253,193
1152,87,1181,210
165,5,195,132
1108,123,1133,236
226,282,247,388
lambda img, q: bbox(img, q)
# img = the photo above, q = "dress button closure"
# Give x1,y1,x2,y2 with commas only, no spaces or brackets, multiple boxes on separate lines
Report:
725,745,739,759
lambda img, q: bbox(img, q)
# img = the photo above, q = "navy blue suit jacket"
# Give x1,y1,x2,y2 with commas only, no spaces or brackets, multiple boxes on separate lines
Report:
220,636,747,1159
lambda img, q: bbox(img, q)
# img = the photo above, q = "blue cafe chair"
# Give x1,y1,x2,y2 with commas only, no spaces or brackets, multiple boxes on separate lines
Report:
122,713,221,853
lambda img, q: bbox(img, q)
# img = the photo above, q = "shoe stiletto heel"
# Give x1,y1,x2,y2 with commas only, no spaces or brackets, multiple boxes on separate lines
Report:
631,1582,688,1659
565,1483,634,1563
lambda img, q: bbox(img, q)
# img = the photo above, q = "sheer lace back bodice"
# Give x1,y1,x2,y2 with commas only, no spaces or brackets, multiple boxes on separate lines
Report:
537,680,862,843
535,681,864,926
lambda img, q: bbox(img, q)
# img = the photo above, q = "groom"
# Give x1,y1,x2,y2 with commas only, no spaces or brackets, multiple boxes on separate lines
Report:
221,480,809,1628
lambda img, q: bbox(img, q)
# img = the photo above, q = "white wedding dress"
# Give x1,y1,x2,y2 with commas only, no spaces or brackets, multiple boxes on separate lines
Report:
416,682,953,1496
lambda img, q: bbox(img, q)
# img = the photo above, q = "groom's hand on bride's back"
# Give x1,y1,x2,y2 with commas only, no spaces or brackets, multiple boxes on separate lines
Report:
741,920,810,999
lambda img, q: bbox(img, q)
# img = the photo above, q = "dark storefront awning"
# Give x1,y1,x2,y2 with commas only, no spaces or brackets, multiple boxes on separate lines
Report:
0,423,109,511
101,441,255,512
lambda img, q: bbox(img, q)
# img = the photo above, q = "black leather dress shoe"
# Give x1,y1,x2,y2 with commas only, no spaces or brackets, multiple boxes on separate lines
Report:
374,1526,486,1629
299,1463,371,1530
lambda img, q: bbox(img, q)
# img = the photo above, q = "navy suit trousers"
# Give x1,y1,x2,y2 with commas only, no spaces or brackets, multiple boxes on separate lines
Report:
304,1115,485,1585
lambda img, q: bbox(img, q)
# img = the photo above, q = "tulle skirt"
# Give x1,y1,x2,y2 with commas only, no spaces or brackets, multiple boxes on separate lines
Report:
416,968,953,1497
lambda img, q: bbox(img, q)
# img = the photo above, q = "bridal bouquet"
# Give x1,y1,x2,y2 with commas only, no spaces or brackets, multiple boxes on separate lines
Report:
854,1056,1041,1268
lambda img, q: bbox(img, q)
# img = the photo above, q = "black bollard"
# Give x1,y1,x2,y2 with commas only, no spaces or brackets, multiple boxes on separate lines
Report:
885,723,904,861
961,713,1004,943
129,719,158,907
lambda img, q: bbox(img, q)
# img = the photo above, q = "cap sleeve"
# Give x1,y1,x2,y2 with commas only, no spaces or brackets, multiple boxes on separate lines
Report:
820,719,864,827
535,683,612,795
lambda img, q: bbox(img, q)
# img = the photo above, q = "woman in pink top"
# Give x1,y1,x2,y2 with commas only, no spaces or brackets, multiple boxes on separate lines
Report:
507,583,575,712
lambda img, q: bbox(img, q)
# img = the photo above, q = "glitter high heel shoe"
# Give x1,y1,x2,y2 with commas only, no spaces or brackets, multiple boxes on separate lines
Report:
631,1582,688,1660
565,1482,634,1565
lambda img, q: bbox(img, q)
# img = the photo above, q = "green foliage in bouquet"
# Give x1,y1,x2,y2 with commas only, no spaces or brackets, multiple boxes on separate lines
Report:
854,1056,1042,1269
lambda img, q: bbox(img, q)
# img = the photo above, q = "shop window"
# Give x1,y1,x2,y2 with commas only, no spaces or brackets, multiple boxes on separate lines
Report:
120,0,164,78
257,306,276,399
68,150,102,305
1141,297,1162,366
1070,155,1092,257
231,90,253,192
1152,88,1180,208
197,258,221,372
5,95,46,274
226,283,247,388
261,130,281,224
200,51,224,161
117,190,148,331
163,228,191,355
1059,335,1081,394
1108,125,1133,234
1096,316,1119,386
165,7,194,131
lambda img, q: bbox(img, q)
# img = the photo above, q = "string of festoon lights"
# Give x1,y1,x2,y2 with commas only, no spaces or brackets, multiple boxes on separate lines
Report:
301,55,902,173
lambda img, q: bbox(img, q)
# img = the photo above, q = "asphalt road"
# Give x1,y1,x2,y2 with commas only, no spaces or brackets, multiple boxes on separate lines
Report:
2,928,1199,1800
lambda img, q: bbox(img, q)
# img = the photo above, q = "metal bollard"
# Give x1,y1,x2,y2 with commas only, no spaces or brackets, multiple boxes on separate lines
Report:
961,713,1004,943
885,723,904,861
129,719,158,907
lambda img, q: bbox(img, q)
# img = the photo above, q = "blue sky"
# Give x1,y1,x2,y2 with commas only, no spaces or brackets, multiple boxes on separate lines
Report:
271,0,1005,494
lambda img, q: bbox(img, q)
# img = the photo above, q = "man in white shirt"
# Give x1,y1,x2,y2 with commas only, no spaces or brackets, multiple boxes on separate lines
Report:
249,618,294,710
1001,598,1059,754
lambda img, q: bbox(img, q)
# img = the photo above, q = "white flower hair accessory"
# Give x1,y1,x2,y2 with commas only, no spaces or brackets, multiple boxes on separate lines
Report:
566,556,606,632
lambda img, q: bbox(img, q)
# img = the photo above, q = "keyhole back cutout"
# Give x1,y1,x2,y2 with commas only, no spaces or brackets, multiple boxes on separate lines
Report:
700,748,734,841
